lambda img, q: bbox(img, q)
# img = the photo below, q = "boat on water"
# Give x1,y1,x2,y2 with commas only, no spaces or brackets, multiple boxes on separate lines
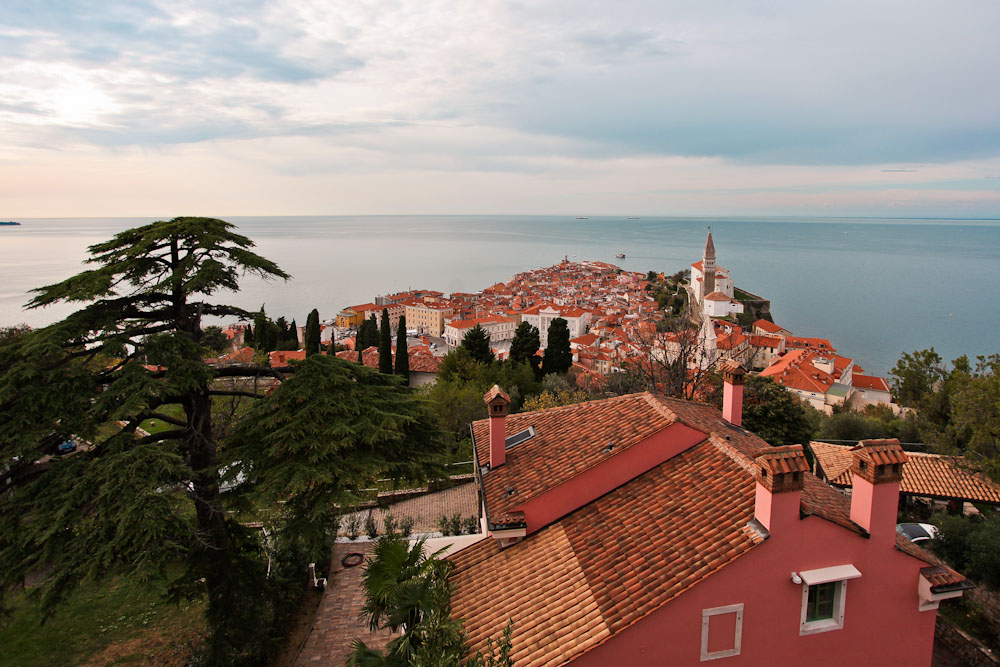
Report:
575,216,589,220
627,216,640,219
616,253,626,259
0,221,21,226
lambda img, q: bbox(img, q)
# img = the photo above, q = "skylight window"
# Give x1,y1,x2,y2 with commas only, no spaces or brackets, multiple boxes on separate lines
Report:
505,426,536,449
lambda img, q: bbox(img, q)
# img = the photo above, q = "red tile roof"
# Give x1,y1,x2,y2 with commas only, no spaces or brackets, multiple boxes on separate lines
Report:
785,335,836,352
753,318,783,333
852,373,891,392
810,441,1000,503
455,393,963,664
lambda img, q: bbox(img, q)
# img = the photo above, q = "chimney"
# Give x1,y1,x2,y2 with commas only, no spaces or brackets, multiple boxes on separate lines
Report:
849,439,907,546
753,445,809,534
484,385,511,469
722,360,745,426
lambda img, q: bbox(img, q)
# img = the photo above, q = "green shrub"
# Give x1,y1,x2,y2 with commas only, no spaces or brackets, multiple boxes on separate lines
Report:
365,511,378,539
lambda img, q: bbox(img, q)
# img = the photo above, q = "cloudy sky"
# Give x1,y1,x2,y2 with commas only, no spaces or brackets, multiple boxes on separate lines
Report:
2,0,1000,217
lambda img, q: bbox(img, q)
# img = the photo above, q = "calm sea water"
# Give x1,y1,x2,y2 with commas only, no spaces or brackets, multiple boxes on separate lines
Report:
2,215,999,376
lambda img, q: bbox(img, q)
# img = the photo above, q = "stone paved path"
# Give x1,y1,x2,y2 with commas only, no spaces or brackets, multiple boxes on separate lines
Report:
295,542,393,665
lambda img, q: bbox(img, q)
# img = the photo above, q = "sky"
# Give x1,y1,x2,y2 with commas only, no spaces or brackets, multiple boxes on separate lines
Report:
2,0,1000,218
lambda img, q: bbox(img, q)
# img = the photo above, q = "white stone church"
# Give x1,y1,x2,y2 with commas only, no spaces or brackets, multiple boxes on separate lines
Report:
690,229,744,318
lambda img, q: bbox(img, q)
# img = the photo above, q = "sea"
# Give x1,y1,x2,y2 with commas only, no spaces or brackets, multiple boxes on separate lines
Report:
2,215,999,377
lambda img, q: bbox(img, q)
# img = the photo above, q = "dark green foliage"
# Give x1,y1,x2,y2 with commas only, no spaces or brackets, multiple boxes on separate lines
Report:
540,318,572,376
380,309,393,374
349,535,514,666
288,318,300,349
0,217,294,664
243,322,253,345
509,322,540,378
357,314,379,352
0,323,32,347
742,376,816,447
931,512,1000,588
461,324,494,364
891,348,945,408
225,354,446,557
395,315,409,381
201,325,231,354
305,308,321,356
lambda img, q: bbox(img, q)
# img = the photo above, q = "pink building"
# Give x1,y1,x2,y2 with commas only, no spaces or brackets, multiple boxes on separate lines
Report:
449,370,969,666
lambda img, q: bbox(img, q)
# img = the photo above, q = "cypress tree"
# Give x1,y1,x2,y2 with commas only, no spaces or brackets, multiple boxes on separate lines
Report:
395,315,409,382
510,321,541,378
305,308,321,356
541,317,573,376
461,324,494,364
289,318,299,349
378,309,393,374
244,323,253,346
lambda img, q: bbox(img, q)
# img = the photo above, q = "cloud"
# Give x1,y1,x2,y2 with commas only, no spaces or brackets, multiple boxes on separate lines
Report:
1,0,1000,215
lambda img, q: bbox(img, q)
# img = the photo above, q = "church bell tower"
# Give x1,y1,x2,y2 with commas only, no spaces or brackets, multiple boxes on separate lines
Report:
702,227,716,298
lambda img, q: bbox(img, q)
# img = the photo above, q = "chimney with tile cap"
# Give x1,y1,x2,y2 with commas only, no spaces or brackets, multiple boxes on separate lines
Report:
484,384,511,469
850,439,907,546
722,360,745,426
753,445,809,534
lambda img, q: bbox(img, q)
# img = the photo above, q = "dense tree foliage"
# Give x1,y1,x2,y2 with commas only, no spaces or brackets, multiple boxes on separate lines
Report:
305,308,321,356
225,355,445,552
931,512,1000,588
461,324,494,364
509,322,540,378
380,309,393,374
741,376,817,447
540,318,572,376
395,315,410,381
0,218,445,664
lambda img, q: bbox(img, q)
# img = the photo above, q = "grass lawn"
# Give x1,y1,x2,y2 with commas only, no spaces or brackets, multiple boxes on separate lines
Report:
0,577,205,666
137,403,186,435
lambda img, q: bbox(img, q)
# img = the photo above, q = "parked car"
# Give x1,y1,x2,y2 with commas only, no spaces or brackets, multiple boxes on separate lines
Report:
56,440,78,455
896,522,939,543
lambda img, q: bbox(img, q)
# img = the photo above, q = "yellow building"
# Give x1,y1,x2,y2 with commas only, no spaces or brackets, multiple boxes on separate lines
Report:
404,302,456,337
336,303,381,328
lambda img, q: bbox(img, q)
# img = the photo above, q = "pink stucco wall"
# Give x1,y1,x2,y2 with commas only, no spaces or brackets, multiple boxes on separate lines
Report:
570,512,937,666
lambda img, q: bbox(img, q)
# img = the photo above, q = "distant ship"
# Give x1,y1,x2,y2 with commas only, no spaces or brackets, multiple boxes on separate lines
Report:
627,217,640,219
616,253,626,259
0,221,21,226
575,216,589,220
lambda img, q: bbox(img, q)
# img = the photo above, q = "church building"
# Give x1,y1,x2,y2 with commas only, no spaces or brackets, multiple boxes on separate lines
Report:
691,229,744,318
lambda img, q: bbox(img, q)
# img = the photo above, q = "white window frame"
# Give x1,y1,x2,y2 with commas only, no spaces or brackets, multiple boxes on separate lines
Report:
700,603,744,661
797,564,861,636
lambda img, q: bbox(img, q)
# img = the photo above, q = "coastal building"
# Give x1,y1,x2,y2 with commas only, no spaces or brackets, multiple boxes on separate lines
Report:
442,314,518,348
404,301,457,338
690,229,744,318
450,378,968,666
519,303,591,348
335,303,382,328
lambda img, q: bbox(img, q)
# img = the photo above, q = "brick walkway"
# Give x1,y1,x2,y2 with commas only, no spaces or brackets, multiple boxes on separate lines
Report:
296,484,482,665
295,542,394,665
339,481,479,538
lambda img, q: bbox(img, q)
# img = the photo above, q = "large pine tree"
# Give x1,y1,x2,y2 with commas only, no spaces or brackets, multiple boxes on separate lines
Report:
461,324,494,364
395,315,409,382
0,218,445,663
379,309,393,374
541,317,573,376
305,308,321,356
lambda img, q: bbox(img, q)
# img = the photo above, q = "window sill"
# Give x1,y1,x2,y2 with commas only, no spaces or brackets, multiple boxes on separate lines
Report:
800,618,843,636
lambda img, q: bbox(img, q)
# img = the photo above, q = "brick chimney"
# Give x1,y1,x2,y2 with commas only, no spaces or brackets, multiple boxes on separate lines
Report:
484,385,511,469
722,360,745,426
753,445,809,534
850,439,907,546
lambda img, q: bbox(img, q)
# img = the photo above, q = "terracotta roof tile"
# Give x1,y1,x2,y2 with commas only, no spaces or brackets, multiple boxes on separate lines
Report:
810,441,1000,503
754,444,811,474
854,439,909,466
450,524,611,667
